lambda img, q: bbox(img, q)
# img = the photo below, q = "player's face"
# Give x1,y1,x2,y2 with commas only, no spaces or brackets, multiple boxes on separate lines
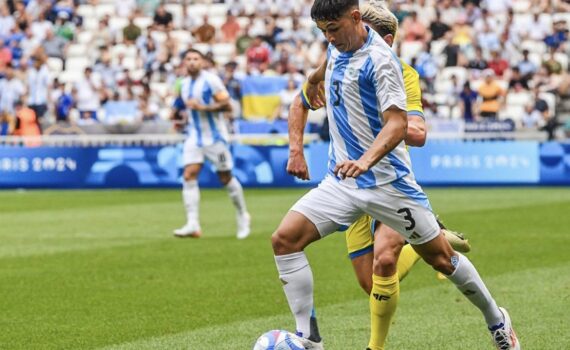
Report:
317,10,361,52
184,52,203,74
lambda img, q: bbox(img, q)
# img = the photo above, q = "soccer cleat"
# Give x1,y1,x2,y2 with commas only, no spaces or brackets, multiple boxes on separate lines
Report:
236,212,251,239
173,223,202,238
490,307,520,350
442,228,471,253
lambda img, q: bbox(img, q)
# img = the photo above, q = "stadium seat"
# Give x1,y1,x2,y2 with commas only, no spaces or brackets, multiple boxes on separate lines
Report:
133,17,153,29
170,30,193,46
400,41,424,63
187,4,209,19
208,4,229,18
164,4,183,28
440,67,468,86
76,31,93,45
95,3,116,18
67,44,87,57
521,40,546,55
76,4,95,18
539,92,557,115
554,52,569,71
66,57,90,74
47,58,63,75
109,17,129,32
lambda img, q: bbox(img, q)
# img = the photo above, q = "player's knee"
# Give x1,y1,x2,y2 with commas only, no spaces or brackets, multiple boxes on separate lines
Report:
183,169,198,182
218,172,232,186
271,229,297,255
372,252,398,276
427,254,455,275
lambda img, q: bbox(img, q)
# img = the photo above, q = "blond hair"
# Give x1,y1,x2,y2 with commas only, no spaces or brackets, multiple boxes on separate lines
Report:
360,0,399,38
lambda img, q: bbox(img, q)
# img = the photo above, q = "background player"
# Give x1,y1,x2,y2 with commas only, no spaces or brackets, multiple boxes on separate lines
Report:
275,1,519,349
174,49,251,240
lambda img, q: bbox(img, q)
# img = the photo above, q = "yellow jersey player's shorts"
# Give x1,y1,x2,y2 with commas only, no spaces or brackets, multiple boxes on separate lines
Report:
346,215,376,260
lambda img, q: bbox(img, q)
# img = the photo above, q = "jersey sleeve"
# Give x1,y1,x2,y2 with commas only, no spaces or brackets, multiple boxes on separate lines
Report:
371,52,407,113
402,61,424,118
206,73,228,96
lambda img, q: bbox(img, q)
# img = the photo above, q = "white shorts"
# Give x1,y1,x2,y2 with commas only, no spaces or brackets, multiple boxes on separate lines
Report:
290,175,439,245
183,139,233,171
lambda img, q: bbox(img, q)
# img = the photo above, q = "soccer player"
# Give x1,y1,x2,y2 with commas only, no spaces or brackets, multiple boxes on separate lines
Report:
272,1,519,350
174,49,251,240
295,3,472,349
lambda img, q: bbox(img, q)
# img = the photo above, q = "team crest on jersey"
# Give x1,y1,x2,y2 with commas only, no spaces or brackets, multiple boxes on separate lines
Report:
346,67,359,79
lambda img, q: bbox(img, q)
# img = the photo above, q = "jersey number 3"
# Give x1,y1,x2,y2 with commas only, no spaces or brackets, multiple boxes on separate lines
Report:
397,208,416,231
332,80,342,106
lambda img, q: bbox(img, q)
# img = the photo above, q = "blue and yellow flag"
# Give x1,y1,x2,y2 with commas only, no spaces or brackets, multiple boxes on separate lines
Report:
241,77,288,120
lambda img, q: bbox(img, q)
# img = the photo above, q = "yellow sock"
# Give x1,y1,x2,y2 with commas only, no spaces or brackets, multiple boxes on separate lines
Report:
396,245,421,281
368,273,399,350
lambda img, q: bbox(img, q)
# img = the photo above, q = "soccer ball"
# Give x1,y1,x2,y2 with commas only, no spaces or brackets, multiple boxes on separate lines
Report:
253,330,305,350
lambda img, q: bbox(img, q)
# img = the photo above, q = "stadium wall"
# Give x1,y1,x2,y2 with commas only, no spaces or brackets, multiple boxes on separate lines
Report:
0,141,568,188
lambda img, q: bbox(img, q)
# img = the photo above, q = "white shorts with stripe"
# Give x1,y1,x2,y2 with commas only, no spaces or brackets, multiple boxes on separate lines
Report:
290,175,439,245
183,139,233,171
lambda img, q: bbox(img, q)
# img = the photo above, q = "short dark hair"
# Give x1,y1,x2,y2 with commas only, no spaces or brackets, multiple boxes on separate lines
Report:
182,48,204,59
311,0,359,22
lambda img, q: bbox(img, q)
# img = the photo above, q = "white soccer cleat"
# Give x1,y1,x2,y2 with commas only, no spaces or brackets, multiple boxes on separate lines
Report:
491,307,520,350
236,212,251,239
442,228,471,253
173,223,202,238
297,336,324,350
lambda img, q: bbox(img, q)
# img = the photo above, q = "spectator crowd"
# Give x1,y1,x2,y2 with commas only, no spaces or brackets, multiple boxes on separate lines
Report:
0,0,569,141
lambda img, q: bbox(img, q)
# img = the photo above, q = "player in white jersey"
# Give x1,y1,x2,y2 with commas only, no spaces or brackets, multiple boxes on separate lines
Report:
174,49,251,240
271,1,519,350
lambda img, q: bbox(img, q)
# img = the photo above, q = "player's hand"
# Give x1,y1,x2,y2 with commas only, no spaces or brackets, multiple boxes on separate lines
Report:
305,81,325,109
186,99,208,111
334,160,368,179
287,152,310,180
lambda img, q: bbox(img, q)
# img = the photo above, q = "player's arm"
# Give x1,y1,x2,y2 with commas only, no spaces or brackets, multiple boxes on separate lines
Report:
286,94,310,180
304,59,328,108
402,63,427,147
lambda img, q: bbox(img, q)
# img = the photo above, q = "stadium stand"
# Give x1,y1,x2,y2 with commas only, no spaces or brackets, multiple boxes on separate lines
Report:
0,0,568,142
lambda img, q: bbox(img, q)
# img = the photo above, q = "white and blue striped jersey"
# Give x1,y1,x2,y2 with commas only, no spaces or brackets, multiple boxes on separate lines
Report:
324,27,412,189
180,71,230,147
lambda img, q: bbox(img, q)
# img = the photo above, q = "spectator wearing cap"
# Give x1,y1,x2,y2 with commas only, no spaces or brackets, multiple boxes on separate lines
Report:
478,69,505,119
27,53,50,122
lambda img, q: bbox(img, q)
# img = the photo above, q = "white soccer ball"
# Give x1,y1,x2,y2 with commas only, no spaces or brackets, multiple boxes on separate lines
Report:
253,330,305,350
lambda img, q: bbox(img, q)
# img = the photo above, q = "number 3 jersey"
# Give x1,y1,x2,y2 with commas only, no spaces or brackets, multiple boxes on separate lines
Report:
180,71,230,147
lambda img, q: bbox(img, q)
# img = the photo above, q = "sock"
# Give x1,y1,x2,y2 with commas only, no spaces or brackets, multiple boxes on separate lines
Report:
225,177,247,215
446,253,504,328
396,245,421,281
182,180,200,226
368,273,399,350
274,252,316,340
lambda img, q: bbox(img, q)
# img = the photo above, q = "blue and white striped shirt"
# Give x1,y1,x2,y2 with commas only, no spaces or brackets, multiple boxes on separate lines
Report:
180,71,230,147
324,27,411,188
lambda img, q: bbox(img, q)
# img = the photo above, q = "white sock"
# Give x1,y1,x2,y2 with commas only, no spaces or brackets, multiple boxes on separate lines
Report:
446,253,504,328
275,252,313,338
225,177,247,215
182,180,200,227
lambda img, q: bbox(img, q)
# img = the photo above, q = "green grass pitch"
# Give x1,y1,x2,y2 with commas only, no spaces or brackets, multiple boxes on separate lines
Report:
1,188,569,349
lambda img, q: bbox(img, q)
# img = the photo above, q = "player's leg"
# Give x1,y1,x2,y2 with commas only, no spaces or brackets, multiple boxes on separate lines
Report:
346,215,375,294
367,224,408,350
375,181,519,349
174,162,203,237
208,142,251,239
273,177,361,349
